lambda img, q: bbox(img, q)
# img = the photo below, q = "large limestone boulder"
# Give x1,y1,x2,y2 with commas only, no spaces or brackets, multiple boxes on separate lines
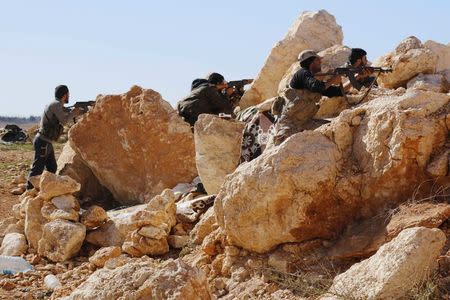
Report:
69,86,197,205
38,220,86,262
375,36,438,89
424,40,450,72
57,143,113,202
240,10,343,108
329,227,446,299
63,258,210,300
215,89,449,252
278,45,351,93
0,233,28,256
194,115,245,194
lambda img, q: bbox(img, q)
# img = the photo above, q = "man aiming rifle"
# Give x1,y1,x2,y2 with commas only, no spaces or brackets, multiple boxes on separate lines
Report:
27,85,82,189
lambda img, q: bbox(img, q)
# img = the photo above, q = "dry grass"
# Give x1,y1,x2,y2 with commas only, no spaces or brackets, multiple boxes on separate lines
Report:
263,267,334,299
406,274,443,300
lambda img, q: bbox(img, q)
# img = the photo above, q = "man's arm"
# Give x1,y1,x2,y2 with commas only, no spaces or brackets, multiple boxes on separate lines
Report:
50,102,75,125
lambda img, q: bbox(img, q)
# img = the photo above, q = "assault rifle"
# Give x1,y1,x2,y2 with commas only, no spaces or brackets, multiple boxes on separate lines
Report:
316,67,393,90
68,100,96,114
225,79,254,106
68,101,96,123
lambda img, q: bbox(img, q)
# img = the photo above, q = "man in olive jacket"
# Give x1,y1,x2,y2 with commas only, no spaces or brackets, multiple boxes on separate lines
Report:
177,73,233,126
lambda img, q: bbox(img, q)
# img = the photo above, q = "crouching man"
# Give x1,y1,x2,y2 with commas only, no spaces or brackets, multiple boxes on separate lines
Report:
176,73,234,127
271,50,350,146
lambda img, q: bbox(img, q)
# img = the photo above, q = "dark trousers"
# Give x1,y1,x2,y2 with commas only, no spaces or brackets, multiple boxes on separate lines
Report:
27,136,57,189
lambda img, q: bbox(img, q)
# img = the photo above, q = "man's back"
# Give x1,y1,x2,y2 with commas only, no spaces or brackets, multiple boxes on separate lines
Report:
177,82,232,126
39,100,72,142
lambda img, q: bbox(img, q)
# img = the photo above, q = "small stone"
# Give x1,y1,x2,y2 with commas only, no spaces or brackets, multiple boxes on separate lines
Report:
224,246,240,257
167,235,189,249
0,280,16,291
89,246,122,268
51,194,80,211
231,267,250,283
11,187,25,195
38,171,80,201
41,201,79,222
351,115,362,126
213,277,226,290
138,226,166,239
12,174,27,185
80,205,108,229
172,223,187,236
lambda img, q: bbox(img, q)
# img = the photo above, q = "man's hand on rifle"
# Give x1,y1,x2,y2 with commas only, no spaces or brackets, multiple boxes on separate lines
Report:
72,107,82,117
325,74,343,88
356,67,373,80
225,86,236,96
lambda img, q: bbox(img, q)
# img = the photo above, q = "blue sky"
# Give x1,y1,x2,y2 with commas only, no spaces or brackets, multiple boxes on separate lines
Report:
0,0,449,116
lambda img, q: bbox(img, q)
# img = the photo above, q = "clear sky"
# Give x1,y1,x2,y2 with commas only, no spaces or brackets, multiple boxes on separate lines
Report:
0,0,449,116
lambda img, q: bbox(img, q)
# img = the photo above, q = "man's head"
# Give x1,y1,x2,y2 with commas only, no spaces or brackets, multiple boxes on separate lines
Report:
349,48,368,67
207,72,227,90
298,50,322,74
55,85,69,103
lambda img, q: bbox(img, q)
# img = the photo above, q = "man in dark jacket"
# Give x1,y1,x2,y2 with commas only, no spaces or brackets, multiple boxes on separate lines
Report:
27,85,81,189
177,73,233,126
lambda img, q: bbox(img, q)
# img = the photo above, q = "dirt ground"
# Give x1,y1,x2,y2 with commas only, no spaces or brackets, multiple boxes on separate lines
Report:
0,142,66,300
0,143,34,221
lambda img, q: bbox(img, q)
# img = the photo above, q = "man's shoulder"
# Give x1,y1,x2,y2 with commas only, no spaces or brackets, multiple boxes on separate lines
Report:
47,100,62,109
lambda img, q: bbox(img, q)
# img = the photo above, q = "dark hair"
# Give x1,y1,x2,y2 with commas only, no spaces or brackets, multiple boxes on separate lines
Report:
349,48,367,65
55,85,69,100
206,72,225,85
300,56,316,69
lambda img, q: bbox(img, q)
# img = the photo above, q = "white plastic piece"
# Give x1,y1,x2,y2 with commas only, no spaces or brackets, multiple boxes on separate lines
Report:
44,274,62,290
0,255,32,274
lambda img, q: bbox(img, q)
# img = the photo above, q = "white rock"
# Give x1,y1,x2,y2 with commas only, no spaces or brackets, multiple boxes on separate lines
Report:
38,220,86,262
329,227,446,300
62,258,210,300
424,40,450,72
407,73,449,93
240,10,343,108
51,194,80,211
0,233,28,256
194,115,245,194
375,36,438,89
